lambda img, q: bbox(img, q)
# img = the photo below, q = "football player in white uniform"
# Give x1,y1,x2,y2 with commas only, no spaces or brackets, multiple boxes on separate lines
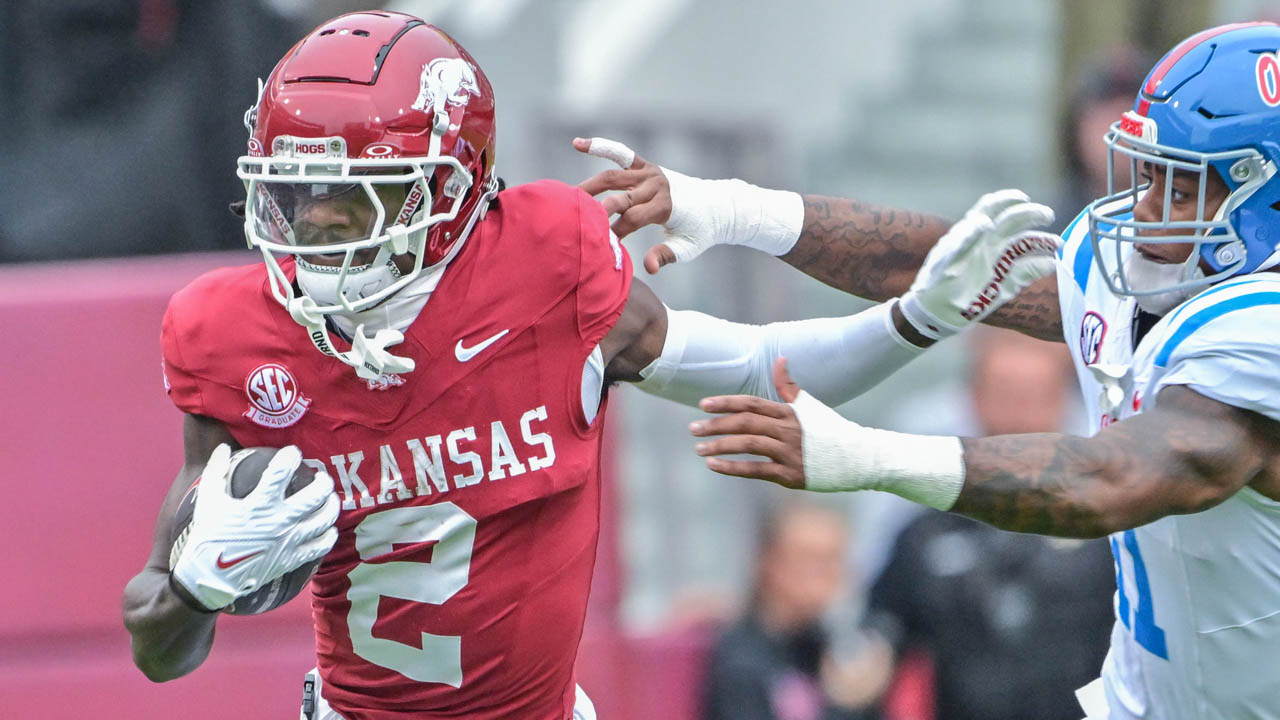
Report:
578,22,1280,720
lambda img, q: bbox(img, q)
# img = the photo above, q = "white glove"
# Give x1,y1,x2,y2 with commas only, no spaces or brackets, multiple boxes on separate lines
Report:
171,444,340,611
898,190,1060,340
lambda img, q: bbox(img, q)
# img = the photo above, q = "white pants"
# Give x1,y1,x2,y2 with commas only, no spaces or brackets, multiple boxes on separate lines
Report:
300,669,598,720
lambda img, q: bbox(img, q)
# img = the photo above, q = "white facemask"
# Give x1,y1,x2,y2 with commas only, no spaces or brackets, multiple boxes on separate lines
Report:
1122,251,1204,315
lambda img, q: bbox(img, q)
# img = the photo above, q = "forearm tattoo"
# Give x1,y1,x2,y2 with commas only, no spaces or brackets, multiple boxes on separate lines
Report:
952,387,1264,538
954,432,1125,538
783,196,1064,342
782,196,952,302
985,277,1064,342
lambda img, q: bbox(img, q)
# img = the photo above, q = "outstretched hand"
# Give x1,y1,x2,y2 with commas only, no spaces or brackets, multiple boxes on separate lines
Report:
573,137,678,273
691,358,807,489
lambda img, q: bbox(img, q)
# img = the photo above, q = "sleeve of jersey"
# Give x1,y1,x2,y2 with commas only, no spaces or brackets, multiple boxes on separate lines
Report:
1152,302,1280,423
159,295,209,416
574,190,633,345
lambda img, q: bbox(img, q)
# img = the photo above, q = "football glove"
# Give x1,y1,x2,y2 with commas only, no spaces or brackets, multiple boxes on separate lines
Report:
170,444,339,611
897,190,1060,339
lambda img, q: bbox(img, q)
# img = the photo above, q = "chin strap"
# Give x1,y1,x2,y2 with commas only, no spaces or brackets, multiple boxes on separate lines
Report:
287,295,416,381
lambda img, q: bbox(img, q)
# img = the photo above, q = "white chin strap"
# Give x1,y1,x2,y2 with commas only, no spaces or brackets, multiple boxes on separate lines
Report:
286,294,417,382
294,247,402,308
290,247,413,382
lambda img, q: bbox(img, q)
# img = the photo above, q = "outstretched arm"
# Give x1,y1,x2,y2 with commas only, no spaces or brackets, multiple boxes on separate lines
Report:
692,365,1278,539
598,279,926,406
598,190,1058,406
575,138,1064,342
952,385,1277,536
786,197,1064,342
782,195,951,301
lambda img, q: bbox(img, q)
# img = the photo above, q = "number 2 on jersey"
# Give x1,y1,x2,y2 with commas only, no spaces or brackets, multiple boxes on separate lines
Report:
347,503,477,686
1111,529,1169,659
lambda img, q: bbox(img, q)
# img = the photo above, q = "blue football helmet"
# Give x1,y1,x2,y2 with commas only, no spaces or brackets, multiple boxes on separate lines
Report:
1087,22,1280,300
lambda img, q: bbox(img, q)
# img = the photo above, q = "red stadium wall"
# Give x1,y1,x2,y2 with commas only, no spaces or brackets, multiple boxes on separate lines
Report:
0,254,708,720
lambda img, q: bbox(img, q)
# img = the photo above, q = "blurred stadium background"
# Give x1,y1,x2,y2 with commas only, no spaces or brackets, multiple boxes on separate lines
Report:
1,0,1274,717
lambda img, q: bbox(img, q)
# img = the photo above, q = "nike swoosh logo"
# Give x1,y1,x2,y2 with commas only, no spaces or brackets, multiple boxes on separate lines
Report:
216,550,263,569
455,329,509,362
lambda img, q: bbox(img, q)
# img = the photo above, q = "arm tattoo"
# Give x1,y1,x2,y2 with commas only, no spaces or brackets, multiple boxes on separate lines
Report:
783,195,1063,342
951,386,1268,538
985,276,1064,342
781,195,952,302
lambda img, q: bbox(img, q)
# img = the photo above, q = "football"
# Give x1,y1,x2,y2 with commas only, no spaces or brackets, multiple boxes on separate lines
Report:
168,447,324,615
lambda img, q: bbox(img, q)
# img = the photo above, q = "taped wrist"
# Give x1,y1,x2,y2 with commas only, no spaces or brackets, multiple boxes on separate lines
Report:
662,168,803,257
636,302,925,408
790,391,964,510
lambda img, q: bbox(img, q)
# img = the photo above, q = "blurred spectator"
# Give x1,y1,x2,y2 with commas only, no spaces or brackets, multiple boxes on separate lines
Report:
0,0,301,262
857,329,1115,720
1053,46,1154,231
703,502,886,720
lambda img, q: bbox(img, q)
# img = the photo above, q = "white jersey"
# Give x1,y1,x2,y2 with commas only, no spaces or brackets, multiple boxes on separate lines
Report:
1058,208,1280,719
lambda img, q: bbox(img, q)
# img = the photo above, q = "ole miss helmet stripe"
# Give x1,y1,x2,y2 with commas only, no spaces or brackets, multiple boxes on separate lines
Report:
1136,21,1279,116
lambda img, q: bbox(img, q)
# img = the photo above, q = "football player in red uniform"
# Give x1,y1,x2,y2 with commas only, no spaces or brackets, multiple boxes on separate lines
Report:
122,11,1055,720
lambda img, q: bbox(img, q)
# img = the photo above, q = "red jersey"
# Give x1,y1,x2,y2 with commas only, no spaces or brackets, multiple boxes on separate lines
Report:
161,180,632,719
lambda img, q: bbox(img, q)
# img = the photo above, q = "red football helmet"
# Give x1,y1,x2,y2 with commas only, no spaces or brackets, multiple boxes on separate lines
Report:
239,11,497,306
236,11,499,378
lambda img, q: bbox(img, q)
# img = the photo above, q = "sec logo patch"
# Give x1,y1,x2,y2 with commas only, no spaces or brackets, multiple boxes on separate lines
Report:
243,363,311,428
1079,311,1107,365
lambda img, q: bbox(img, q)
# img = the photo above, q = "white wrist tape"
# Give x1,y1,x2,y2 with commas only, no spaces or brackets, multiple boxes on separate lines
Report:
636,302,923,408
790,391,965,510
662,168,803,260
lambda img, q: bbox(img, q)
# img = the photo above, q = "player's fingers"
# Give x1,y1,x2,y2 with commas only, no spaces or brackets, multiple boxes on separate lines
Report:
600,177,659,218
297,526,339,565
970,189,1030,220
296,491,340,541
644,243,678,274
285,468,337,513
191,444,233,519
612,201,670,240
694,434,789,461
948,213,992,256
773,357,800,403
699,393,795,419
574,136,647,169
579,168,641,197
689,412,790,442
704,457,804,489
200,443,233,485
993,201,1055,237
256,445,303,498
600,192,632,216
